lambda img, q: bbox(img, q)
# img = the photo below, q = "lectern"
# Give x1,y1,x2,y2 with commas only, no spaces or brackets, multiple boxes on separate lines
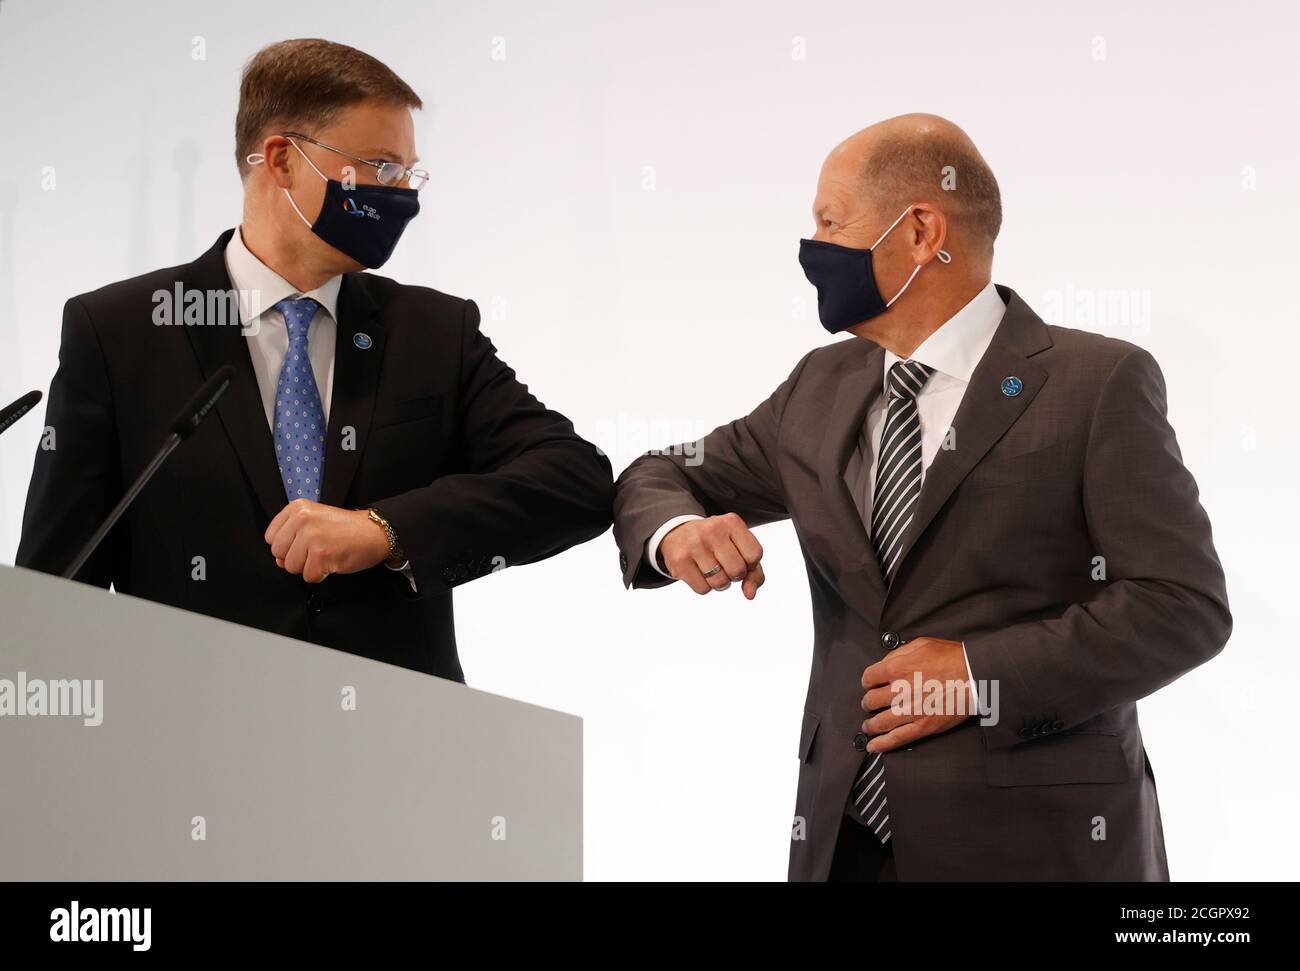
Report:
0,565,582,880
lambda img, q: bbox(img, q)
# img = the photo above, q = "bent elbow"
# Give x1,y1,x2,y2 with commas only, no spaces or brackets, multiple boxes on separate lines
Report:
1188,587,1232,667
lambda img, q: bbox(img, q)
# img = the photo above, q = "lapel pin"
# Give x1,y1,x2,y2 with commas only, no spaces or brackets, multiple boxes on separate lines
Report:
1001,375,1023,397
353,332,373,350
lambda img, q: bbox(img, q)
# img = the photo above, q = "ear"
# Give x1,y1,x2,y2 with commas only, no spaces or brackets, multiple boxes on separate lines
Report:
909,204,949,263
259,134,297,189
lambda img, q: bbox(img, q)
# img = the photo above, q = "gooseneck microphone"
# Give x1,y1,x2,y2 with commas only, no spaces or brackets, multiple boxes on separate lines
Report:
62,366,235,581
0,390,42,436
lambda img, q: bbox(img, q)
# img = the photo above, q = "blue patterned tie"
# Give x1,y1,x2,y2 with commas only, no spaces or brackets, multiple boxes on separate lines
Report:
272,297,326,502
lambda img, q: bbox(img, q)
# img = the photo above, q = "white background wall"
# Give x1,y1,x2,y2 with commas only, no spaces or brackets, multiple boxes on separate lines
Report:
0,0,1295,880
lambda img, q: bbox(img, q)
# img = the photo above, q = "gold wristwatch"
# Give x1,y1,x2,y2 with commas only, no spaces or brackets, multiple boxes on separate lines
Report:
366,507,407,568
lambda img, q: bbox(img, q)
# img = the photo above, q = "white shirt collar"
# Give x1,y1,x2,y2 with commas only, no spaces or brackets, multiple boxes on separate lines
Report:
882,281,1006,393
223,226,342,325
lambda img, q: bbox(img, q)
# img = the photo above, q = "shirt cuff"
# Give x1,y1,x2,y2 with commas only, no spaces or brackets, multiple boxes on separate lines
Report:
646,515,705,578
385,559,418,593
961,641,978,713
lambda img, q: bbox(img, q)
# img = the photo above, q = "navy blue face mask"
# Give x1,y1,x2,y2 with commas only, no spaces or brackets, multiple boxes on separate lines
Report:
249,142,420,269
798,206,950,333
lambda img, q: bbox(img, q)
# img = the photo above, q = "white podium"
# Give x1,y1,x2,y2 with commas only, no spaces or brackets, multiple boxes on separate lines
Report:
0,565,581,880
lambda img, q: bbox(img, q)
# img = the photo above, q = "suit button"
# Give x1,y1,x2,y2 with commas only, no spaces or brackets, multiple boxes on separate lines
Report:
852,732,868,752
880,631,901,651
1051,720,1065,731
1017,727,1032,738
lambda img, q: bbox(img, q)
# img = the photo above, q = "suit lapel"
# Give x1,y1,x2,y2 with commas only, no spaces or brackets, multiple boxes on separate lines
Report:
181,230,290,523
320,274,383,508
817,339,888,606
889,287,1053,579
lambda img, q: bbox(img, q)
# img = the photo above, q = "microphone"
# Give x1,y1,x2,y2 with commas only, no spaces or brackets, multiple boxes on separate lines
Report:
171,366,235,440
0,390,42,436
62,366,235,581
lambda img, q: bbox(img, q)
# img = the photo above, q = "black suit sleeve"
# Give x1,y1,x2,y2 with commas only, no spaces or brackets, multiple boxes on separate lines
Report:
371,300,614,593
16,297,125,588
964,347,1232,749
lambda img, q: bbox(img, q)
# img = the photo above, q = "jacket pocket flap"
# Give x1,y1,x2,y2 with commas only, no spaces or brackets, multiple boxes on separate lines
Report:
798,710,821,763
985,731,1132,787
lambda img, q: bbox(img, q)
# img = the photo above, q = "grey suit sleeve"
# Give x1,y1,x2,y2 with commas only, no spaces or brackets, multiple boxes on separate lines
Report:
612,351,814,589
964,347,1231,749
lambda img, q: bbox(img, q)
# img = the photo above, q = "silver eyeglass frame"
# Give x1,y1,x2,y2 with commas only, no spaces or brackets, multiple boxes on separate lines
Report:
281,131,428,190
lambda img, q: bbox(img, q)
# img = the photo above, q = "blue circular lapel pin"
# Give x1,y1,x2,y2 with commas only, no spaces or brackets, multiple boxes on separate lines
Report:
353,332,372,350
1001,375,1023,397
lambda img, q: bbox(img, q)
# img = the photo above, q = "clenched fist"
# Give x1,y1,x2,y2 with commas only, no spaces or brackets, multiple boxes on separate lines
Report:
264,499,392,583
659,512,765,599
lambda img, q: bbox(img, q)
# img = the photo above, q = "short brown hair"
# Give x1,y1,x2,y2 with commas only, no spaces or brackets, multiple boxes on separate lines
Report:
235,38,422,176
860,131,1003,247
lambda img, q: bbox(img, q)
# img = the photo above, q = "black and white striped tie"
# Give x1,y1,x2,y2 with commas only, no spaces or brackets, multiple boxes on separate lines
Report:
849,359,934,843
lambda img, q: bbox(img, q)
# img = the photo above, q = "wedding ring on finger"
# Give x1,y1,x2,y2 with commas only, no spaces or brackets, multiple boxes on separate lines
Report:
701,565,723,579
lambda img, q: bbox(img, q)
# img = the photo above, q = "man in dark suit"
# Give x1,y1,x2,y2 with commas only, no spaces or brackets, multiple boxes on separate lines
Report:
17,39,613,682
613,113,1231,880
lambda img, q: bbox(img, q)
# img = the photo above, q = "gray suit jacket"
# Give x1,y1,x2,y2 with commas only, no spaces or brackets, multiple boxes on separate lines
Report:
613,285,1230,880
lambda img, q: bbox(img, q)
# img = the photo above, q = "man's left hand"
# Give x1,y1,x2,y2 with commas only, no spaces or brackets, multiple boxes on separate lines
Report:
264,499,391,583
860,636,973,753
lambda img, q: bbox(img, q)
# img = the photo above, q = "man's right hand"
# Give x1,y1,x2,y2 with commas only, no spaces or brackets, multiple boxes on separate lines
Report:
659,513,765,599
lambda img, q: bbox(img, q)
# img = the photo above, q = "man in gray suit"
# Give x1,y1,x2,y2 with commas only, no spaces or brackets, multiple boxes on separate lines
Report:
612,114,1231,881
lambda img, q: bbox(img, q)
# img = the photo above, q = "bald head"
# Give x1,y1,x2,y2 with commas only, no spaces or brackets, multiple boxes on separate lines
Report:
806,114,1001,353
830,113,1002,251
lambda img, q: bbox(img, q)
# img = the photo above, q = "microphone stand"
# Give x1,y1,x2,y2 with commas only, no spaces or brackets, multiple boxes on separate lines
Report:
61,431,182,581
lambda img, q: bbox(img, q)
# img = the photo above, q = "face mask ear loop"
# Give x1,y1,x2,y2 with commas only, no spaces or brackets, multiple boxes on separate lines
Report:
246,143,329,183
286,138,331,181
871,206,914,249
875,205,952,307
278,138,329,229
884,264,924,308
282,188,314,229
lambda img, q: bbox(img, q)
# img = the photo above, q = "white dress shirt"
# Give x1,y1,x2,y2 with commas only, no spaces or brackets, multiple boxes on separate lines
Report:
224,227,340,426
223,228,414,586
645,282,1008,701
852,281,1006,517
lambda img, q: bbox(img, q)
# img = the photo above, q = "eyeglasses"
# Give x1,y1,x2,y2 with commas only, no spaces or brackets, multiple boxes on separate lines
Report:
282,131,429,191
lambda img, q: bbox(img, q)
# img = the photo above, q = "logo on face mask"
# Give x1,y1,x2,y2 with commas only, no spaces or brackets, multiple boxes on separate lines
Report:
342,197,383,220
